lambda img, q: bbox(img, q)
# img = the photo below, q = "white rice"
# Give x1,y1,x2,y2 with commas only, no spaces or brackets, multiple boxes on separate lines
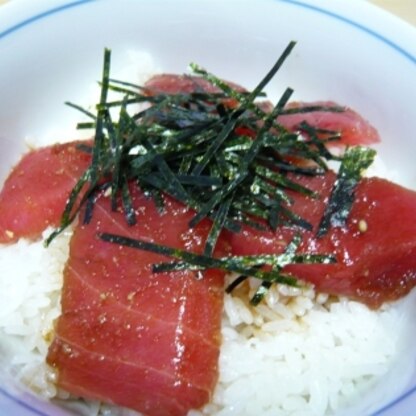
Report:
0,52,415,415
0,228,71,399
202,281,411,416
0,205,414,416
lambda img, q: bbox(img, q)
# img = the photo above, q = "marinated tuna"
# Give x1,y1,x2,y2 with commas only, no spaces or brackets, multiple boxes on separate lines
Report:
47,188,226,416
0,141,91,243
227,172,416,308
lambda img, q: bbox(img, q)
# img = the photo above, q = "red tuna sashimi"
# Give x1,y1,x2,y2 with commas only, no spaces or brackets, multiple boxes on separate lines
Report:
227,172,416,308
0,141,91,243
278,101,380,145
0,78,378,244
144,74,246,110
144,74,246,95
47,188,226,416
146,75,379,146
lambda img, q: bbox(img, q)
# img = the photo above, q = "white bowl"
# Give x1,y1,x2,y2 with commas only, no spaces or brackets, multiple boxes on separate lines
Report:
0,0,415,415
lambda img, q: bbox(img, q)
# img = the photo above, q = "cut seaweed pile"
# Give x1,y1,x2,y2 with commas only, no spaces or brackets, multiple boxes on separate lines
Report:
46,42,376,304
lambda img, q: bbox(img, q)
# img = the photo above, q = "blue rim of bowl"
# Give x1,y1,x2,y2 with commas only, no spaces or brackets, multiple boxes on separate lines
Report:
0,386,49,416
0,0,415,415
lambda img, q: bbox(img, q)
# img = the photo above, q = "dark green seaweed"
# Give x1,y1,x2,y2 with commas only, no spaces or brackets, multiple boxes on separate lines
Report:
45,43,375,302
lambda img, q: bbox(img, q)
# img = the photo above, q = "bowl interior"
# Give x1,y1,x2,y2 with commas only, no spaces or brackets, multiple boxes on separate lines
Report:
0,0,416,415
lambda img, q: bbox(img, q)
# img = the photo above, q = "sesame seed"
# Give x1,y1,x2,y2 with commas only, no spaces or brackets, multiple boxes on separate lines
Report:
358,219,368,233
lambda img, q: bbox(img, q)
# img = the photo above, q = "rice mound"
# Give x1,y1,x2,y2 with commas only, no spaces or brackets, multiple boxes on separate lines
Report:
200,280,404,416
0,226,410,416
0,52,412,414
0,228,71,399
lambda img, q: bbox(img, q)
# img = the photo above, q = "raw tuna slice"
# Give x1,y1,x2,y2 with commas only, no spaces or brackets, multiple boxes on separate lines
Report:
0,141,91,243
144,74,245,95
0,77,378,244
145,75,380,146
47,187,226,416
144,74,246,110
228,171,416,308
278,101,380,145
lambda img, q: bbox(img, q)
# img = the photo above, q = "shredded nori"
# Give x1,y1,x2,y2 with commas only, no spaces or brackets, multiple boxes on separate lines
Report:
45,42,375,301
317,146,376,237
